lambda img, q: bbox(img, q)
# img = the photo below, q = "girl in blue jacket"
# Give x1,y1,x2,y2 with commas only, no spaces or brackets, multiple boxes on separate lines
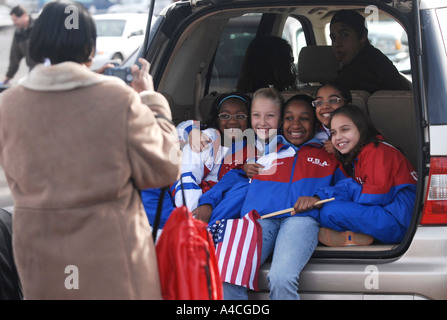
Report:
141,92,253,232
223,95,344,300
294,105,417,246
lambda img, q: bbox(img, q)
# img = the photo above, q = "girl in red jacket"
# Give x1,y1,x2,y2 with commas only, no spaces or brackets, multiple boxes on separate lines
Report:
294,105,417,246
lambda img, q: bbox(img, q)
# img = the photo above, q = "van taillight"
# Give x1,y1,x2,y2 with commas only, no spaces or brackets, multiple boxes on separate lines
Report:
421,157,447,225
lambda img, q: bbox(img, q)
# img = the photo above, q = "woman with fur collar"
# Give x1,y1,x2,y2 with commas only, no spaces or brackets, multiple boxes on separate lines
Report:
0,1,181,299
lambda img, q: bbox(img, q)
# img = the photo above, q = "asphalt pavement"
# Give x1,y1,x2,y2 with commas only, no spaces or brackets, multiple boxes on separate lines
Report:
0,25,28,210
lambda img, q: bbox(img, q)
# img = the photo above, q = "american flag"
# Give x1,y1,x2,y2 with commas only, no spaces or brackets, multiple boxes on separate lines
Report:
208,210,262,291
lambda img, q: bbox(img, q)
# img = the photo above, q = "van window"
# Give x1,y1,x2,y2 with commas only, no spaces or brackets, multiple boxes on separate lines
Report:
423,7,447,124
282,17,305,66
38,0,116,13
437,8,447,56
209,14,260,93
209,14,304,93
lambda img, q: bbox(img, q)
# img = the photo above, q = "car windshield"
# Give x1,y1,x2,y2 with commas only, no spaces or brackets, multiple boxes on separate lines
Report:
96,20,126,37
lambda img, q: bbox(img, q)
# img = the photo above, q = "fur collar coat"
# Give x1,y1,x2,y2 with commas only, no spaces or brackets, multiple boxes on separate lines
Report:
0,62,181,299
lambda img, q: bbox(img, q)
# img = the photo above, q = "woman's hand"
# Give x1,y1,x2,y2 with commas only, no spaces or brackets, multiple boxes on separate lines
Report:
130,58,154,93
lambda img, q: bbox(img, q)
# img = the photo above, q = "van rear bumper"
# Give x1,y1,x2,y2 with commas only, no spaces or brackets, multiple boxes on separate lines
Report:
250,226,447,300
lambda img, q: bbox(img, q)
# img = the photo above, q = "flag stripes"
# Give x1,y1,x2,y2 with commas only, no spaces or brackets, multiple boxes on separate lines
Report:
214,210,262,291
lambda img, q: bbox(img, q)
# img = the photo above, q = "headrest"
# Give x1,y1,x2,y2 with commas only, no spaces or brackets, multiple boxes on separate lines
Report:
298,46,340,84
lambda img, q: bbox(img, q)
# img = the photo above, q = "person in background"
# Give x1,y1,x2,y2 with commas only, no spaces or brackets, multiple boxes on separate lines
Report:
236,35,297,93
2,5,37,85
330,9,411,94
0,1,181,299
293,105,417,246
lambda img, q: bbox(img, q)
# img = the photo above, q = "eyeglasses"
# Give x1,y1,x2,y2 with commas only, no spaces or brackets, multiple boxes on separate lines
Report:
311,97,346,108
218,113,248,121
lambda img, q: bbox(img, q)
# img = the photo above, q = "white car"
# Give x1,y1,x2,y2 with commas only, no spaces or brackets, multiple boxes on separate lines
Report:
0,5,13,28
90,13,149,71
107,0,176,15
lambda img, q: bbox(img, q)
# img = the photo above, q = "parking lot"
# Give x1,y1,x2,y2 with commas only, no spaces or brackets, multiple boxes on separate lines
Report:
1,0,447,301
0,25,28,85
0,25,25,209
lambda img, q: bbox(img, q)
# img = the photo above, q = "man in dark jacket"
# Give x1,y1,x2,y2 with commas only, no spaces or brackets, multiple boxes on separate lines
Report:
330,9,412,94
2,6,38,85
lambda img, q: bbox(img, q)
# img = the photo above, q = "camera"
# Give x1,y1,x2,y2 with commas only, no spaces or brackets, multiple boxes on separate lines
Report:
104,67,133,84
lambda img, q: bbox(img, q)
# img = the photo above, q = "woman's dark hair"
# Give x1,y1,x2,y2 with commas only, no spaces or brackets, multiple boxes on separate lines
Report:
329,105,384,176
330,9,369,43
237,35,297,93
204,92,252,130
316,81,353,104
29,1,96,64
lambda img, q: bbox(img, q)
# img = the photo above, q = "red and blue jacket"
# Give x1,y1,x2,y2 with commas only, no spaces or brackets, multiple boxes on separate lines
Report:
240,136,344,218
198,136,345,224
171,129,255,211
142,122,254,228
314,141,417,242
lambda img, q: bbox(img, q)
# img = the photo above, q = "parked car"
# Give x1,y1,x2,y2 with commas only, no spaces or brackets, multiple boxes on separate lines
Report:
0,5,13,28
129,0,447,300
37,0,117,14
367,19,409,64
107,0,176,15
90,13,149,71
4,0,38,13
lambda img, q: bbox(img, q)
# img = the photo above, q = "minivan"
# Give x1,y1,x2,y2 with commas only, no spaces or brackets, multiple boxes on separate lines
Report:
131,0,447,300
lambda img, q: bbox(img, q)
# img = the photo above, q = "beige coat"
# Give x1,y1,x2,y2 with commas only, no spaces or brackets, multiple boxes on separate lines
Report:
0,62,181,299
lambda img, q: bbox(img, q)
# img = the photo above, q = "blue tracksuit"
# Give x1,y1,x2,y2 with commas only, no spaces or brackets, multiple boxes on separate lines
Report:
314,141,417,243
142,121,254,228
199,136,344,225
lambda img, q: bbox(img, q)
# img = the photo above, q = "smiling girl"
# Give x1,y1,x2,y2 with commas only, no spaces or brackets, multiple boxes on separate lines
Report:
313,81,352,154
223,94,344,300
294,105,417,246
141,92,253,233
193,87,283,224
244,87,283,178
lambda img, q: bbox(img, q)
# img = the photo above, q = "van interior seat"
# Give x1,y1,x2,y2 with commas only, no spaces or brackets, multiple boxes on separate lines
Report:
297,45,339,87
367,90,417,168
198,46,372,123
291,45,370,114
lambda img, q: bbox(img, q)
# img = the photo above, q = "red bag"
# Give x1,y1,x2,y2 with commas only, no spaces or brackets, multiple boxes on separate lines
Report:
155,205,223,300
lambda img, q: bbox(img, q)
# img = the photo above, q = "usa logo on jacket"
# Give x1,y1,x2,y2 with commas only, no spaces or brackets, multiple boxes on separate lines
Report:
307,157,330,167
